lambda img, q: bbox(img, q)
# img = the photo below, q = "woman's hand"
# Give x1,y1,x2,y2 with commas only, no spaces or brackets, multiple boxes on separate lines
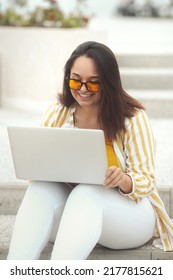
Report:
104,166,132,194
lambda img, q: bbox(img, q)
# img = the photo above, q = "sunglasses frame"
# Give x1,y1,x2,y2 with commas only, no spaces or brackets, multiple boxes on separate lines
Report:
66,78,100,93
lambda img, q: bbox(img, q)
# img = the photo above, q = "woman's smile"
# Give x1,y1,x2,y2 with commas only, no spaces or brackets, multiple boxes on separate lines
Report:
77,92,95,99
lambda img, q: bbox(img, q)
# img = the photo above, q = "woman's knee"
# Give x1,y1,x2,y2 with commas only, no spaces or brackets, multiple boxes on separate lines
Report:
66,184,104,212
71,184,102,199
22,181,71,210
99,195,156,249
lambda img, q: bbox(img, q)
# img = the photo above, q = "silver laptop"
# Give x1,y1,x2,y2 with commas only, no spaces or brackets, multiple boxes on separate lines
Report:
7,126,108,185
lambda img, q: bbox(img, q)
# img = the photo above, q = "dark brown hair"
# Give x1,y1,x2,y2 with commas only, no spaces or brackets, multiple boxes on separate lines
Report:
59,41,144,139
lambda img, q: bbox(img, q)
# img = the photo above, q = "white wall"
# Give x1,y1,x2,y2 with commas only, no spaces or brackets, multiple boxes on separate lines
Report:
0,27,107,113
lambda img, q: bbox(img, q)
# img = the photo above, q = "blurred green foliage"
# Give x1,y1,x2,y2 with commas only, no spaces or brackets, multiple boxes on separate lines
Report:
0,0,89,28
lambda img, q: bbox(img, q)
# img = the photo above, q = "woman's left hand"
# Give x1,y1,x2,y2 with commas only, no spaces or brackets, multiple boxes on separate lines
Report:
104,166,124,188
104,166,132,193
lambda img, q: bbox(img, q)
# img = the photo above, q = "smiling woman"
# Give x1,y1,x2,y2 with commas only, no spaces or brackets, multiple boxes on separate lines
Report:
7,41,173,260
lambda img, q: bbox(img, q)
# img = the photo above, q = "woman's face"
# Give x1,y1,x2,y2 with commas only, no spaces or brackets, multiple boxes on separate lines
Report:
69,56,101,109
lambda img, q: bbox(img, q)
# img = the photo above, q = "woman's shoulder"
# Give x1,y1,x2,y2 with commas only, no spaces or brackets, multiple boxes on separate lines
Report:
47,100,65,112
41,101,63,120
124,108,148,128
41,101,75,127
122,108,155,146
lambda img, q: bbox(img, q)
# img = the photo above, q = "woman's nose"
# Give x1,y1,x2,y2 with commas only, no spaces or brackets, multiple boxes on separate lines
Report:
80,83,87,92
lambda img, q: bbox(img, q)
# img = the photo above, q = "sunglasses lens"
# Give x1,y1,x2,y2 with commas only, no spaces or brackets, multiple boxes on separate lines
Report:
69,79,81,90
87,82,100,92
68,79,100,92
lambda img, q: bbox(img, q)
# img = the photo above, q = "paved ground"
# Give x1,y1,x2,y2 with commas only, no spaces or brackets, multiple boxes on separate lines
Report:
0,107,173,187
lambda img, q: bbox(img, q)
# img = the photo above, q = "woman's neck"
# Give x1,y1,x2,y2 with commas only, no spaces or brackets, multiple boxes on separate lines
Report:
74,104,101,129
77,104,99,118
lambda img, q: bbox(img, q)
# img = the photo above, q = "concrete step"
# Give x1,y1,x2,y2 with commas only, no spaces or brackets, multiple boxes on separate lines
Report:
0,182,27,215
116,54,173,68
120,68,173,90
0,215,173,260
128,90,173,118
0,182,172,218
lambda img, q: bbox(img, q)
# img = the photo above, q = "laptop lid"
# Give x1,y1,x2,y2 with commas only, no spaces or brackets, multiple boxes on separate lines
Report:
7,126,108,185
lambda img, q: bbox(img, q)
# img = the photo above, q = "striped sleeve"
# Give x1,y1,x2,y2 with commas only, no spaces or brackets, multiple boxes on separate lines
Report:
149,191,173,251
120,109,156,201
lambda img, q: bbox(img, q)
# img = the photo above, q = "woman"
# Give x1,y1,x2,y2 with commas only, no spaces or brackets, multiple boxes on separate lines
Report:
7,41,173,260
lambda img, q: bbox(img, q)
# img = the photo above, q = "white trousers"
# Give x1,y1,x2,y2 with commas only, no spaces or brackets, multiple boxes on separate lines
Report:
7,181,156,260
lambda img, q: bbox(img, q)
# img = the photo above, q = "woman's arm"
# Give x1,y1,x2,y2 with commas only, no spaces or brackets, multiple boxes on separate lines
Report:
104,109,156,201
121,109,156,201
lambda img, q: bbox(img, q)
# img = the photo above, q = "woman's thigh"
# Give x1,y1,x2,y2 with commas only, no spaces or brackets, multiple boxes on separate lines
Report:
66,184,155,250
26,181,71,205
98,188,156,249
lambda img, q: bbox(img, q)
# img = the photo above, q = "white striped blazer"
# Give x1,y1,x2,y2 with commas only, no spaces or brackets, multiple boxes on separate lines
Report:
41,101,173,251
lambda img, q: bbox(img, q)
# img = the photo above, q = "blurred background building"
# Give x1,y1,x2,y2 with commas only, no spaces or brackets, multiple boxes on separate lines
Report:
116,0,173,18
0,0,173,112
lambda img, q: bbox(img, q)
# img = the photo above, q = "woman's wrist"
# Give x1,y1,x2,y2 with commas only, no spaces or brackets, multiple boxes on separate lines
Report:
119,174,133,194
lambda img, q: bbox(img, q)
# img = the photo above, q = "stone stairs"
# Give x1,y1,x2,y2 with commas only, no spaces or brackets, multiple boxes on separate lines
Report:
0,182,173,260
117,53,173,118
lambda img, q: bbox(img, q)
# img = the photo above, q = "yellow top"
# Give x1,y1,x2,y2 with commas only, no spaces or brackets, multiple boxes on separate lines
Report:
105,139,118,167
